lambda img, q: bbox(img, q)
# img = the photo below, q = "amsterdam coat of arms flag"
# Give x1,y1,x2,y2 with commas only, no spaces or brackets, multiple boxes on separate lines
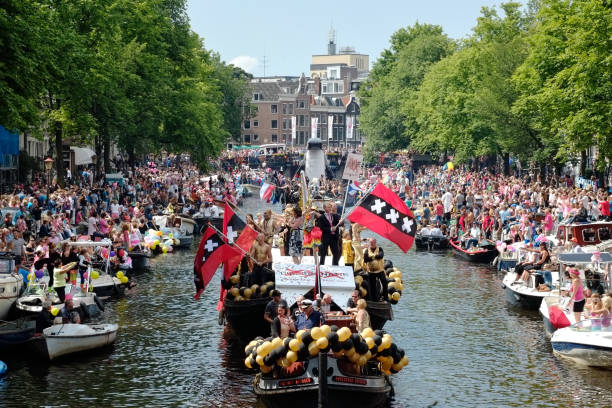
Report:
194,227,228,300
347,183,416,252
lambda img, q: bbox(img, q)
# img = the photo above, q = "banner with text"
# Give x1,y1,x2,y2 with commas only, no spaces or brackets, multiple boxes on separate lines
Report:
291,116,296,140
346,116,354,139
311,117,318,139
342,153,363,181
328,115,334,140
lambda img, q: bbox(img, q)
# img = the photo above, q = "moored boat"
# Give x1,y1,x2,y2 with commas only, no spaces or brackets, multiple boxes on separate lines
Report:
501,269,559,310
450,239,497,263
224,296,272,340
0,254,24,320
0,318,36,353
33,323,118,360
551,319,612,367
128,250,151,270
414,234,450,251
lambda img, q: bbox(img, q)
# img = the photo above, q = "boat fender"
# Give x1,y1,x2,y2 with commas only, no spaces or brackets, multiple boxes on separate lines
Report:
94,294,105,312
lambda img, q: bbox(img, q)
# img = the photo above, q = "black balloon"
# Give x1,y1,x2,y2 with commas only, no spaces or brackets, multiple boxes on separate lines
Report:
373,335,382,346
330,325,339,332
301,332,313,345
356,341,368,354
342,338,354,350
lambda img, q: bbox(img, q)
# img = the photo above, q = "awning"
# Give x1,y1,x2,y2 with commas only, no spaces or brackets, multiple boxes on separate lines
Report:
71,147,96,166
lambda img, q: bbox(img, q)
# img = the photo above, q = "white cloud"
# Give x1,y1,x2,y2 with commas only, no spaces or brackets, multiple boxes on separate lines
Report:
229,56,258,74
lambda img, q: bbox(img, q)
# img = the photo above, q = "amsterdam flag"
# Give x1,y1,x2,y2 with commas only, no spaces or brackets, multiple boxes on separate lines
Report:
347,183,416,252
194,227,227,300
222,202,258,279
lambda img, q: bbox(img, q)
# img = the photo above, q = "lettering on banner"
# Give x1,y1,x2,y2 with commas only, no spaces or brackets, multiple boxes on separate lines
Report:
342,153,363,181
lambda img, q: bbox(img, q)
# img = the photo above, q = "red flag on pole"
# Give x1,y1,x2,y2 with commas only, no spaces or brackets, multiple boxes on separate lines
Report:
223,225,258,280
194,227,228,300
347,183,416,252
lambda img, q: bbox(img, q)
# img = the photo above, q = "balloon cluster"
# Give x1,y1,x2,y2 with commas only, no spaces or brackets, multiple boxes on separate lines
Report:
226,281,275,301
386,266,403,304
244,326,408,375
143,229,177,253
354,275,368,299
115,271,129,284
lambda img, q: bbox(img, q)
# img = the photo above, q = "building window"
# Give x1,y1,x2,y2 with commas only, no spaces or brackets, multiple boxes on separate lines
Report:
298,131,305,145
253,120,258,127
244,134,251,143
320,115,327,124
271,104,278,113
337,115,344,124
271,134,278,143
282,134,287,142
271,120,278,129
253,134,259,142
298,100,305,109
253,93,263,101
243,120,250,129
282,104,294,114
282,119,290,130
322,83,328,93
298,115,305,127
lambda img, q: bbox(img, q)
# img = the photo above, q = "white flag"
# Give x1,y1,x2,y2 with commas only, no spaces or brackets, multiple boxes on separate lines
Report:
311,116,318,139
328,115,334,140
291,116,296,139
346,116,354,139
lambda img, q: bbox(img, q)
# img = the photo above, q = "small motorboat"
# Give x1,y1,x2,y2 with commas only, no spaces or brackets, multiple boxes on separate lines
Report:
90,270,127,298
501,269,560,311
36,323,118,360
414,234,450,251
551,319,612,367
0,318,36,352
450,239,497,263
128,250,151,270
0,253,24,320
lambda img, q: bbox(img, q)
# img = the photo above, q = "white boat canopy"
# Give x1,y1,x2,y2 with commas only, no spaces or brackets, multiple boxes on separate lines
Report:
558,252,612,264
67,240,113,247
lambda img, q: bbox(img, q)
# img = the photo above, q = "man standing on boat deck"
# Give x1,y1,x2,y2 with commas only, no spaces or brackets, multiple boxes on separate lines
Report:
317,203,341,265
264,290,282,334
363,238,387,302
259,209,277,246
248,233,272,286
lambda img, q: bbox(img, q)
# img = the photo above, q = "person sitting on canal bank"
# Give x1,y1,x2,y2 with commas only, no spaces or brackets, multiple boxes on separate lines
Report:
35,300,55,335
271,300,296,339
295,299,322,330
248,233,272,286
363,238,387,302
264,290,282,332
355,299,371,332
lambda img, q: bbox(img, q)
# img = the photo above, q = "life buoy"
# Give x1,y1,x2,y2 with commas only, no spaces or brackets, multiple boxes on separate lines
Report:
94,294,105,312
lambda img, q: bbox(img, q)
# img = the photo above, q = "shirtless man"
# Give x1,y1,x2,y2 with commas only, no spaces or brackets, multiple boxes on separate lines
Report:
249,233,272,286
259,209,277,246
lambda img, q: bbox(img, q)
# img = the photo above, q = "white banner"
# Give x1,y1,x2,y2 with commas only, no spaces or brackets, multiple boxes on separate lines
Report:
328,115,334,140
311,116,318,139
273,262,355,311
291,116,296,140
342,152,363,181
346,115,354,139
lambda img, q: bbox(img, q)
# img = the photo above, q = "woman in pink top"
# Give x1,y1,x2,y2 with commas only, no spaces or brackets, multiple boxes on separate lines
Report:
98,212,110,236
568,268,585,323
543,208,554,235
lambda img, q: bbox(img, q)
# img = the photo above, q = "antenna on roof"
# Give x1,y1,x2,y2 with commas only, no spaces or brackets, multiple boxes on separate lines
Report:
262,55,267,77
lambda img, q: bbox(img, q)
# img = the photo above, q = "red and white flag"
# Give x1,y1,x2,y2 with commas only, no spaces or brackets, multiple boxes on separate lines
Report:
259,182,275,202
222,203,258,279
347,183,416,252
193,227,228,300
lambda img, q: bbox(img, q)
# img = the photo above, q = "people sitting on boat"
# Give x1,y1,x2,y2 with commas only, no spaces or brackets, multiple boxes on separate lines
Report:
248,233,272,286
61,295,77,323
346,289,361,314
514,242,550,284
35,300,55,335
271,301,295,339
363,238,387,302
420,222,431,236
295,299,322,330
586,293,606,318
430,223,443,237
355,299,371,332
462,223,482,250
264,290,282,333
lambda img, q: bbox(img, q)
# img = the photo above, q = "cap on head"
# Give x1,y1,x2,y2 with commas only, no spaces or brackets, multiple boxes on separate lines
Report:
301,299,313,307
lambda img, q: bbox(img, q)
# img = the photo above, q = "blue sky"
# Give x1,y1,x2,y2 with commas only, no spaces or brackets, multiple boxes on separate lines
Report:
187,0,506,76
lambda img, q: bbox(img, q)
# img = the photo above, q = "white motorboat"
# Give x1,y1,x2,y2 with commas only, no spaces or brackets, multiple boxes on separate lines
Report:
153,215,194,248
539,252,612,337
0,254,24,320
69,240,128,298
551,319,612,367
501,269,560,310
41,323,118,360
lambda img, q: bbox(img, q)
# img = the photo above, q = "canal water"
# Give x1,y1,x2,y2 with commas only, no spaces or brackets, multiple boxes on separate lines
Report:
1,197,611,407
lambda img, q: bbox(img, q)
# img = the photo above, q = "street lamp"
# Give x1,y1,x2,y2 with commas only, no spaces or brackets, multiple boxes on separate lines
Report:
44,157,54,185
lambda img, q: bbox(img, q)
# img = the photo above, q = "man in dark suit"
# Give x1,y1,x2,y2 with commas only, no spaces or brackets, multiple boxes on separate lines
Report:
317,203,341,265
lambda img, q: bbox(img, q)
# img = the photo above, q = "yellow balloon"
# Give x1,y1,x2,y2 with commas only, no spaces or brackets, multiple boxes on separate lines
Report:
344,347,355,358
289,339,301,352
310,326,323,340
162,246,168,254
392,292,401,301
365,337,375,350
51,307,59,316
361,327,375,339
308,342,320,356
358,356,367,366
286,350,298,363
315,337,328,349
168,233,173,239
320,325,331,337
116,271,125,279
245,357,252,369
120,276,129,284
243,288,252,299
91,270,100,280
230,287,239,297
271,337,283,348
400,356,410,367
349,352,360,363
260,365,272,373
337,327,351,342
256,355,265,366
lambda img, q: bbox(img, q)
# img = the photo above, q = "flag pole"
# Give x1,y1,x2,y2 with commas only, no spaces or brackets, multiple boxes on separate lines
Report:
339,179,350,221
335,182,377,227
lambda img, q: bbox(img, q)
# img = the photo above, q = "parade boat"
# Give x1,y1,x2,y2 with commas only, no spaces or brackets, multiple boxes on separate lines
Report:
127,249,151,270
0,253,24,320
538,252,612,337
253,355,393,408
29,323,118,361
153,215,195,248
414,233,450,251
224,295,273,341
0,318,36,353
551,221,612,248
449,239,497,263
245,326,407,408
550,319,612,367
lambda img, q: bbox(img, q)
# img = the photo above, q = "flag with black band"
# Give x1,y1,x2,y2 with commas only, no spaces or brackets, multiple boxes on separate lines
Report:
347,183,416,252
222,202,246,244
222,202,258,279
194,227,227,300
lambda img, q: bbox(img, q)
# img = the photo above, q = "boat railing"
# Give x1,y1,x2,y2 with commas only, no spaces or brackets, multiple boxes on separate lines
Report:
569,317,612,332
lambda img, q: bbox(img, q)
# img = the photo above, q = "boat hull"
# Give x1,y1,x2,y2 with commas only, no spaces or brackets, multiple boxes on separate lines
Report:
0,319,36,352
551,325,612,367
449,240,496,263
254,357,392,408
224,297,271,341
175,235,194,248
0,276,23,320
42,324,118,360
414,235,450,251
128,252,150,270
366,301,393,330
